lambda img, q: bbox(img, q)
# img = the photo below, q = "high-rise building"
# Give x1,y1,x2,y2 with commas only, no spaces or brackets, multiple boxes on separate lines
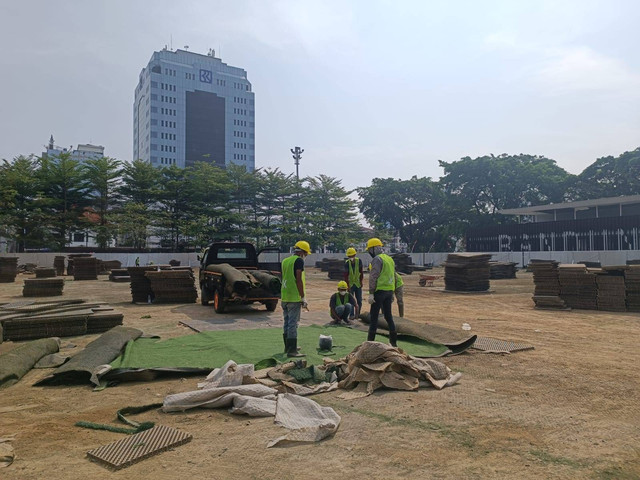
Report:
42,135,105,163
133,47,255,170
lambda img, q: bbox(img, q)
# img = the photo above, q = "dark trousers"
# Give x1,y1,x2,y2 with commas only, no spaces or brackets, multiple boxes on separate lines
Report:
350,285,362,313
368,290,396,341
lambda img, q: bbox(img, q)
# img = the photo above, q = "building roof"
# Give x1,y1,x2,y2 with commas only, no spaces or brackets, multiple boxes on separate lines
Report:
499,194,640,215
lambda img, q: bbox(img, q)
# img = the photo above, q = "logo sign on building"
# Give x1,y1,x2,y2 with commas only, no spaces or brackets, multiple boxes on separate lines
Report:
199,69,213,84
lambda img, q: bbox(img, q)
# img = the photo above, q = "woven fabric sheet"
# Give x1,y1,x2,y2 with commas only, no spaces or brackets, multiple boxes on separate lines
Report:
472,337,534,353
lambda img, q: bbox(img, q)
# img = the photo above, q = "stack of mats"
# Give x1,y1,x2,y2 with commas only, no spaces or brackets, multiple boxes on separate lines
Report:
489,261,517,279
391,253,429,274
98,259,122,274
529,260,567,309
0,300,124,341
443,253,491,292
54,256,66,276
67,253,93,276
73,257,98,280
145,269,198,303
625,266,640,312
23,278,65,297
169,259,181,267
128,266,168,303
558,264,597,310
322,259,346,280
109,268,131,282
35,267,57,278
0,257,19,282
596,268,627,312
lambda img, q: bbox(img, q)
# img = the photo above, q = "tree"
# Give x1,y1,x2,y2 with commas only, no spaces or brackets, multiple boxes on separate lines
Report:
255,168,297,248
570,147,640,200
38,152,88,250
0,156,49,251
120,159,162,206
81,157,123,248
155,165,192,250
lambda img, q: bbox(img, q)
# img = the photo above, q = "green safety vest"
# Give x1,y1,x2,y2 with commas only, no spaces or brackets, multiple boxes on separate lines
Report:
375,254,395,291
395,273,404,288
330,292,350,314
281,255,305,302
346,258,362,288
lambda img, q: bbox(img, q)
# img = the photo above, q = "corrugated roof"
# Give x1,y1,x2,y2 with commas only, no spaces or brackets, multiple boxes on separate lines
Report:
499,194,640,215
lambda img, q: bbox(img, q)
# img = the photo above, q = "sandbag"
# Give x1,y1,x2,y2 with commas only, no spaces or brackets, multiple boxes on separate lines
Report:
0,338,60,388
251,270,281,295
35,326,142,386
359,313,477,354
204,263,251,295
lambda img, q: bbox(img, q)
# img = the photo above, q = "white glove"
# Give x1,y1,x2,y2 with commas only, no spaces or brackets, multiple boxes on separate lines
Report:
367,294,375,305
301,297,308,309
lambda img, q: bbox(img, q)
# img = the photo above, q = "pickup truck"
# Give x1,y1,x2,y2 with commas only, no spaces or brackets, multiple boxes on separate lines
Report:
199,242,281,313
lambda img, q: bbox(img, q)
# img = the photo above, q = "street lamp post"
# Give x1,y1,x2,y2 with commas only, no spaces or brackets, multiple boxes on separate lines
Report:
290,146,304,182
290,147,304,237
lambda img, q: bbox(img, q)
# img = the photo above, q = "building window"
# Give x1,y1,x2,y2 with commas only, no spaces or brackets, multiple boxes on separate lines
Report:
73,232,85,243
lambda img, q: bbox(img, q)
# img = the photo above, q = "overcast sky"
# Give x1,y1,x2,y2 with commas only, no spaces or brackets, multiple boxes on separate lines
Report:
1,0,638,190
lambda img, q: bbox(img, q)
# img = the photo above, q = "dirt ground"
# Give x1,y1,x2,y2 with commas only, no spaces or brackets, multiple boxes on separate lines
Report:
1,267,639,480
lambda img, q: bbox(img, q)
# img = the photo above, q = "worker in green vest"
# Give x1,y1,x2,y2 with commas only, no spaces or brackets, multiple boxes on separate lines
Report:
329,280,358,324
280,240,310,357
366,237,398,347
343,247,363,319
395,272,405,318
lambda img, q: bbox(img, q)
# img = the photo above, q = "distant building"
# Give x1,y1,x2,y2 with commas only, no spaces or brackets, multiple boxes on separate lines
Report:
42,135,105,163
466,195,640,252
133,47,255,170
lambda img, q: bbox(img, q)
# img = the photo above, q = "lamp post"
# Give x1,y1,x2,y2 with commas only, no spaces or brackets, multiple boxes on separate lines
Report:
290,147,304,236
290,146,304,182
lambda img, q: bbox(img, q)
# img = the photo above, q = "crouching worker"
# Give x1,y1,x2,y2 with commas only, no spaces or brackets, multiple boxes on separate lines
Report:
329,281,358,325
281,240,310,357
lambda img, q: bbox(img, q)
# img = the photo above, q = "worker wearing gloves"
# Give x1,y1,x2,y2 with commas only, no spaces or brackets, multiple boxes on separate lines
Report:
395,272,405,318
280,240,310,357
343,247,364,319
329,281,359,324
366,237,398,347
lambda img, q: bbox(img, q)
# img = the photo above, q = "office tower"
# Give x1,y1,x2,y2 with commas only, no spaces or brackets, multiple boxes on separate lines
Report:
133,47,255,170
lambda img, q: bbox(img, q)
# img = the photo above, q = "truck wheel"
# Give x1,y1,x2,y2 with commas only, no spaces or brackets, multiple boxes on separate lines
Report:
201,286,211,305
265,300,278,312
213,289,226,313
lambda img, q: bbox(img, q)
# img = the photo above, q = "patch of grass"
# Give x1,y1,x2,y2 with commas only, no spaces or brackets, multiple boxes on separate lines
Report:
140,314,151,319
529,449,586,469
330,402,476,450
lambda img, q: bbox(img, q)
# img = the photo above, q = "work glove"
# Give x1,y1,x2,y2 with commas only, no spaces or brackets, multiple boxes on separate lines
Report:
301,297,309,309
367,294,375,305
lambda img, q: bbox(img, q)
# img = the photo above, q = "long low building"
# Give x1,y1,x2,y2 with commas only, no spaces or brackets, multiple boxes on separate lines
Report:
467,195,640,252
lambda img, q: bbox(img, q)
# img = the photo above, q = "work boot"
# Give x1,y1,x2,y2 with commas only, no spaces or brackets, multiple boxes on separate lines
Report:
367,330,377,342
389,330,398,348
286,338,305,357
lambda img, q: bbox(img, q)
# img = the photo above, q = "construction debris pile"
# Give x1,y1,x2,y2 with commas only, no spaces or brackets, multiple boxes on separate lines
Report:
73,257,99,281
0,257,19,283
0,300,123,342
145,269,198,303
529,260,567,310
489,261,517,279
54,256,66,276
443,253,491,292
316,258,346,280
530,261,640,311
625,266,640,312
34,267,57,278
558,264,598,310
23,278,65,297
391,253,430,274
109,269,131,282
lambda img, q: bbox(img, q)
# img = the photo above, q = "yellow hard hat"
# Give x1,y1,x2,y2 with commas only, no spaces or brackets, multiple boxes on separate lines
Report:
337,281,348,290
346,247,357,257
294,240,311,254
366,237,383,250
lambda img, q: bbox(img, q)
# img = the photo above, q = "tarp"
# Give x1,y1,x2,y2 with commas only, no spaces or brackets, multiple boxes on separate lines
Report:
35,326,142,386
109,325,449,374
359,313,477,354
0,338,60,388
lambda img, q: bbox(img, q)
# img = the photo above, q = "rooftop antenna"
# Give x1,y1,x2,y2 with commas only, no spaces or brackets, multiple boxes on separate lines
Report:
184,45,189,50
170,34,173,50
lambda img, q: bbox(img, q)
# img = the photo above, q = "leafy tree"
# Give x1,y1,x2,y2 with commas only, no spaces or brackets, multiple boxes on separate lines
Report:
155,165,192,250
0,156,49,251
114,202,150,249
38,152,88,250
81,157,123,248
571,147,640,199
255,168,297,249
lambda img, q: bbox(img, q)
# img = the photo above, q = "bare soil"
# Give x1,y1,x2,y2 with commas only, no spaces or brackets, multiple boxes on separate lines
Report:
1,268,639,480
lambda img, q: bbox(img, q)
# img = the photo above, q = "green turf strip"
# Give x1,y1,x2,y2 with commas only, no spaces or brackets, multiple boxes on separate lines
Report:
110,325,448,370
